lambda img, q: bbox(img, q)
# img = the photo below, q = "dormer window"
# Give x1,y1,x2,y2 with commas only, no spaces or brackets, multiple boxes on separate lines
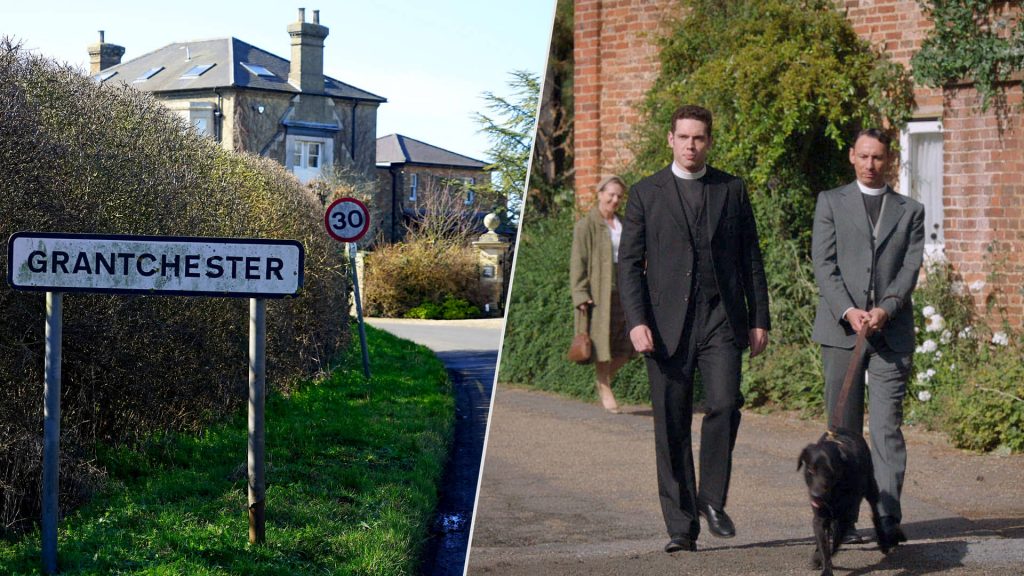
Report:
181,64,215,79
134,66,164,82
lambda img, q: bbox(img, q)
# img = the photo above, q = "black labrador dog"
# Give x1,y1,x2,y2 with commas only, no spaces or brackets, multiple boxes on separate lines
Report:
798,428,893,576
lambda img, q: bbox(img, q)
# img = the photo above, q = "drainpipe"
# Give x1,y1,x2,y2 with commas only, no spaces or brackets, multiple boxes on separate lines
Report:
350,101,358,162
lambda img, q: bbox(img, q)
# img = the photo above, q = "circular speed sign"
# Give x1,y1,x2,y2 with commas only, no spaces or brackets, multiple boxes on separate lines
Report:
324,197,370,242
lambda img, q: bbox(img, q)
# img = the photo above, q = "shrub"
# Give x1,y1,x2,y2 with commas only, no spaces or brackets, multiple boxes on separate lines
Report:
362,238,487,318
906,258,1024,452
0,41,348,532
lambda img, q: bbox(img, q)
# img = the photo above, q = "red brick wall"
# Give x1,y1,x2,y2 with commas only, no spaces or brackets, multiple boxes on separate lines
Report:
942,86,1024,326
573,0,676,209
574,0,1024,325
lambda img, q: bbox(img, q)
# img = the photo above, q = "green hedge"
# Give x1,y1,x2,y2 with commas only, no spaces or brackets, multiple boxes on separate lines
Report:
0,41,348,532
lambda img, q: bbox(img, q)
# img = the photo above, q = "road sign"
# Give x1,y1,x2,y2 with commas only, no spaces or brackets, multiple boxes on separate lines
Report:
324,197,370,243
7,232,303,298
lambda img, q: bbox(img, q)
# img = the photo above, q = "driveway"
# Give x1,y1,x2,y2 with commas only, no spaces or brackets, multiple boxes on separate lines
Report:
467,386,1024,575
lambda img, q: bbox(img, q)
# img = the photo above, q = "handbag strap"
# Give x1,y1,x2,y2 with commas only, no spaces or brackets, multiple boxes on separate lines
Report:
576,306,591,334
829,324,869,434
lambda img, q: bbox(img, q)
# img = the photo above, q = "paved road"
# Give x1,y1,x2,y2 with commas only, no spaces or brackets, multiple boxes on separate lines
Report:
365,318,503,576
468,386,1024,575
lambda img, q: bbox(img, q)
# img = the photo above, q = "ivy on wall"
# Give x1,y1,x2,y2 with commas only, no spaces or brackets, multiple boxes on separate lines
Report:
912,0,1024,111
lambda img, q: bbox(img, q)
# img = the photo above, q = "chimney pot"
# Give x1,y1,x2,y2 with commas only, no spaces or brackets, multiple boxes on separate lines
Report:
313,10,320,24
87,31,125,74
298,8,305,22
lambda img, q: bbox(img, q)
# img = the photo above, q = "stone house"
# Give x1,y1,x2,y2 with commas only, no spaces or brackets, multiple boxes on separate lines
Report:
573,0,1024,325
88,8,385,183
375,133,490,243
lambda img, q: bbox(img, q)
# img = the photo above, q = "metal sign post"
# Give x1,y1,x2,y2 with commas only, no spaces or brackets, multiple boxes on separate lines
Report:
7,232,304,569
41,291,61,575
349,242,371,379
324,198,371,379
248,298,266,544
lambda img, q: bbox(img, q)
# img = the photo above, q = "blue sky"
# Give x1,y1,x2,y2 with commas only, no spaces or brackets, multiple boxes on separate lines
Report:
3,0,554,161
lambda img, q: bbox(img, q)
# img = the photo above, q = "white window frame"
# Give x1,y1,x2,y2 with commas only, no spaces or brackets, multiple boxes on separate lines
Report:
285,135,333,183
464,177,476,205
899,120,944,259
409,173,419,201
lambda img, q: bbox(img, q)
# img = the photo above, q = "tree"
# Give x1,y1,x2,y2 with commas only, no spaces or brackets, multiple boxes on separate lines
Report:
475,69,539,224
530,0,576,216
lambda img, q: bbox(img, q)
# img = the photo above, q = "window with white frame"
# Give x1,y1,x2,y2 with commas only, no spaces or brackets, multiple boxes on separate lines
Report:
293,140,321,169
409,173,419,201
899,121,944,257
464,177,476,205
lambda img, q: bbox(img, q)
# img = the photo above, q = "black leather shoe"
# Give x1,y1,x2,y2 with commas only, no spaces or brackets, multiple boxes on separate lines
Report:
664,536,696,553
878,517,907,552
697,502,736,538
840,524,864,545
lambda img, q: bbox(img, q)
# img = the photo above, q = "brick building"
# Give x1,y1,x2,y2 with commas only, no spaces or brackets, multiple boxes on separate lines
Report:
375,133,490,243
88,8,385,183
573,0,1024,325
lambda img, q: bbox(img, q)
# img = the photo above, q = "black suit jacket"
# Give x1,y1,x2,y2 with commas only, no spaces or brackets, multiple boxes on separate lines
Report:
618,165,771,358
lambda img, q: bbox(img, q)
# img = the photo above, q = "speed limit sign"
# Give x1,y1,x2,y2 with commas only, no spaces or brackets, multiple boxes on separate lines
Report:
324,197,370,242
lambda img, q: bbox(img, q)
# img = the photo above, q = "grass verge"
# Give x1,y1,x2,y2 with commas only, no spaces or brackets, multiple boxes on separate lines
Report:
0,323,453,575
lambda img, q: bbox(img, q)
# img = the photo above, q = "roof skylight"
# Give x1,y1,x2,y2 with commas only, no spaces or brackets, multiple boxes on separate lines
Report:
240,62,276,78
134,66,164,82
181,63,215,79
94,70,117,83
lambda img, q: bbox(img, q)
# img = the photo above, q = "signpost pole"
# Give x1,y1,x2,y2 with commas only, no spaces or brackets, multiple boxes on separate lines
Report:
349,242,371,380
247,298,266,545
41,291,62,575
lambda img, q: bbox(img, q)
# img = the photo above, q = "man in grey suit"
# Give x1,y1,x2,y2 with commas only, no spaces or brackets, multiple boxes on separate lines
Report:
619,105,770,553
811,128,925,546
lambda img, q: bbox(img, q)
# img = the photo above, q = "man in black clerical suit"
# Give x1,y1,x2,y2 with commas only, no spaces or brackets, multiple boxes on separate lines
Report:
618,105,771,553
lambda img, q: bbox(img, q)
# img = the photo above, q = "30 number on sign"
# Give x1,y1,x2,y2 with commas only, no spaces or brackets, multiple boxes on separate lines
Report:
324,198,370,242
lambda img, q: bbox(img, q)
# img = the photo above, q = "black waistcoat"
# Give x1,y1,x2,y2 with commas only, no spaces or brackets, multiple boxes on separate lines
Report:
674,175,719,301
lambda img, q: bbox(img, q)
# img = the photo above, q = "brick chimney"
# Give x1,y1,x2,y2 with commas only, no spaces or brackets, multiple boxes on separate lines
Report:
287,8,329,93
87,30,125,74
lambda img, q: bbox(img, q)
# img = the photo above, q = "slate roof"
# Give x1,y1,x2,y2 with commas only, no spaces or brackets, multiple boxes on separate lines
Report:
376,134,487,169
93,37,385,102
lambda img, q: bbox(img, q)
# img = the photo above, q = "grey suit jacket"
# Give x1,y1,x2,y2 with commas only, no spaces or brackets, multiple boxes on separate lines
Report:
618,165,770,358
811,181,925,352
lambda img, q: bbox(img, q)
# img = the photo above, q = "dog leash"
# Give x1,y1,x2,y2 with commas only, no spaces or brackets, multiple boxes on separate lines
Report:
828,324,869,435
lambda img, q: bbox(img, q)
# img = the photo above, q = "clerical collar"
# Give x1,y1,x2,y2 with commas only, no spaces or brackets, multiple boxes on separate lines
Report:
856,181,887,196
671,162,706,180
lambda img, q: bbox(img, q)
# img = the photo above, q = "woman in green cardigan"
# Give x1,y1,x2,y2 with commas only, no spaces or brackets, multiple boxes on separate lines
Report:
570,175,636,413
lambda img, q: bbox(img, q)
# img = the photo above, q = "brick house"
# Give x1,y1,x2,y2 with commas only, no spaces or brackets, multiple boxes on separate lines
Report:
573,0,1024,325
375,133,490,243
88,8,385,183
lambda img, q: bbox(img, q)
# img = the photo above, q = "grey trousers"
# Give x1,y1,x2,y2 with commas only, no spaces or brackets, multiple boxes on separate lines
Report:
822,339,911,522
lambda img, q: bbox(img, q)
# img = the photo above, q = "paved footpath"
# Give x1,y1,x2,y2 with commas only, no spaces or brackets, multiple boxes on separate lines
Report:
365,318,503,576
467,386,1024,576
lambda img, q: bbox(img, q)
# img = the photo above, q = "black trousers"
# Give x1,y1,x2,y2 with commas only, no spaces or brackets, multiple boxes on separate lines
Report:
646,295,743,539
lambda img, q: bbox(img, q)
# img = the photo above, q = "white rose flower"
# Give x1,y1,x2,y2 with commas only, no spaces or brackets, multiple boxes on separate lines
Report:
992,331,1009,346
940,330,952,344
918,339,938,354
969,280,986,293
925,314,945,333
958,326,974,339
918,390,932,402
922,305,936,318
934,350,942,360
916,371,932,383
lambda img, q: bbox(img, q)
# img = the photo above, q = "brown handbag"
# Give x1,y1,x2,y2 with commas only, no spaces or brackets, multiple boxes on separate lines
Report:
567,306,594,364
